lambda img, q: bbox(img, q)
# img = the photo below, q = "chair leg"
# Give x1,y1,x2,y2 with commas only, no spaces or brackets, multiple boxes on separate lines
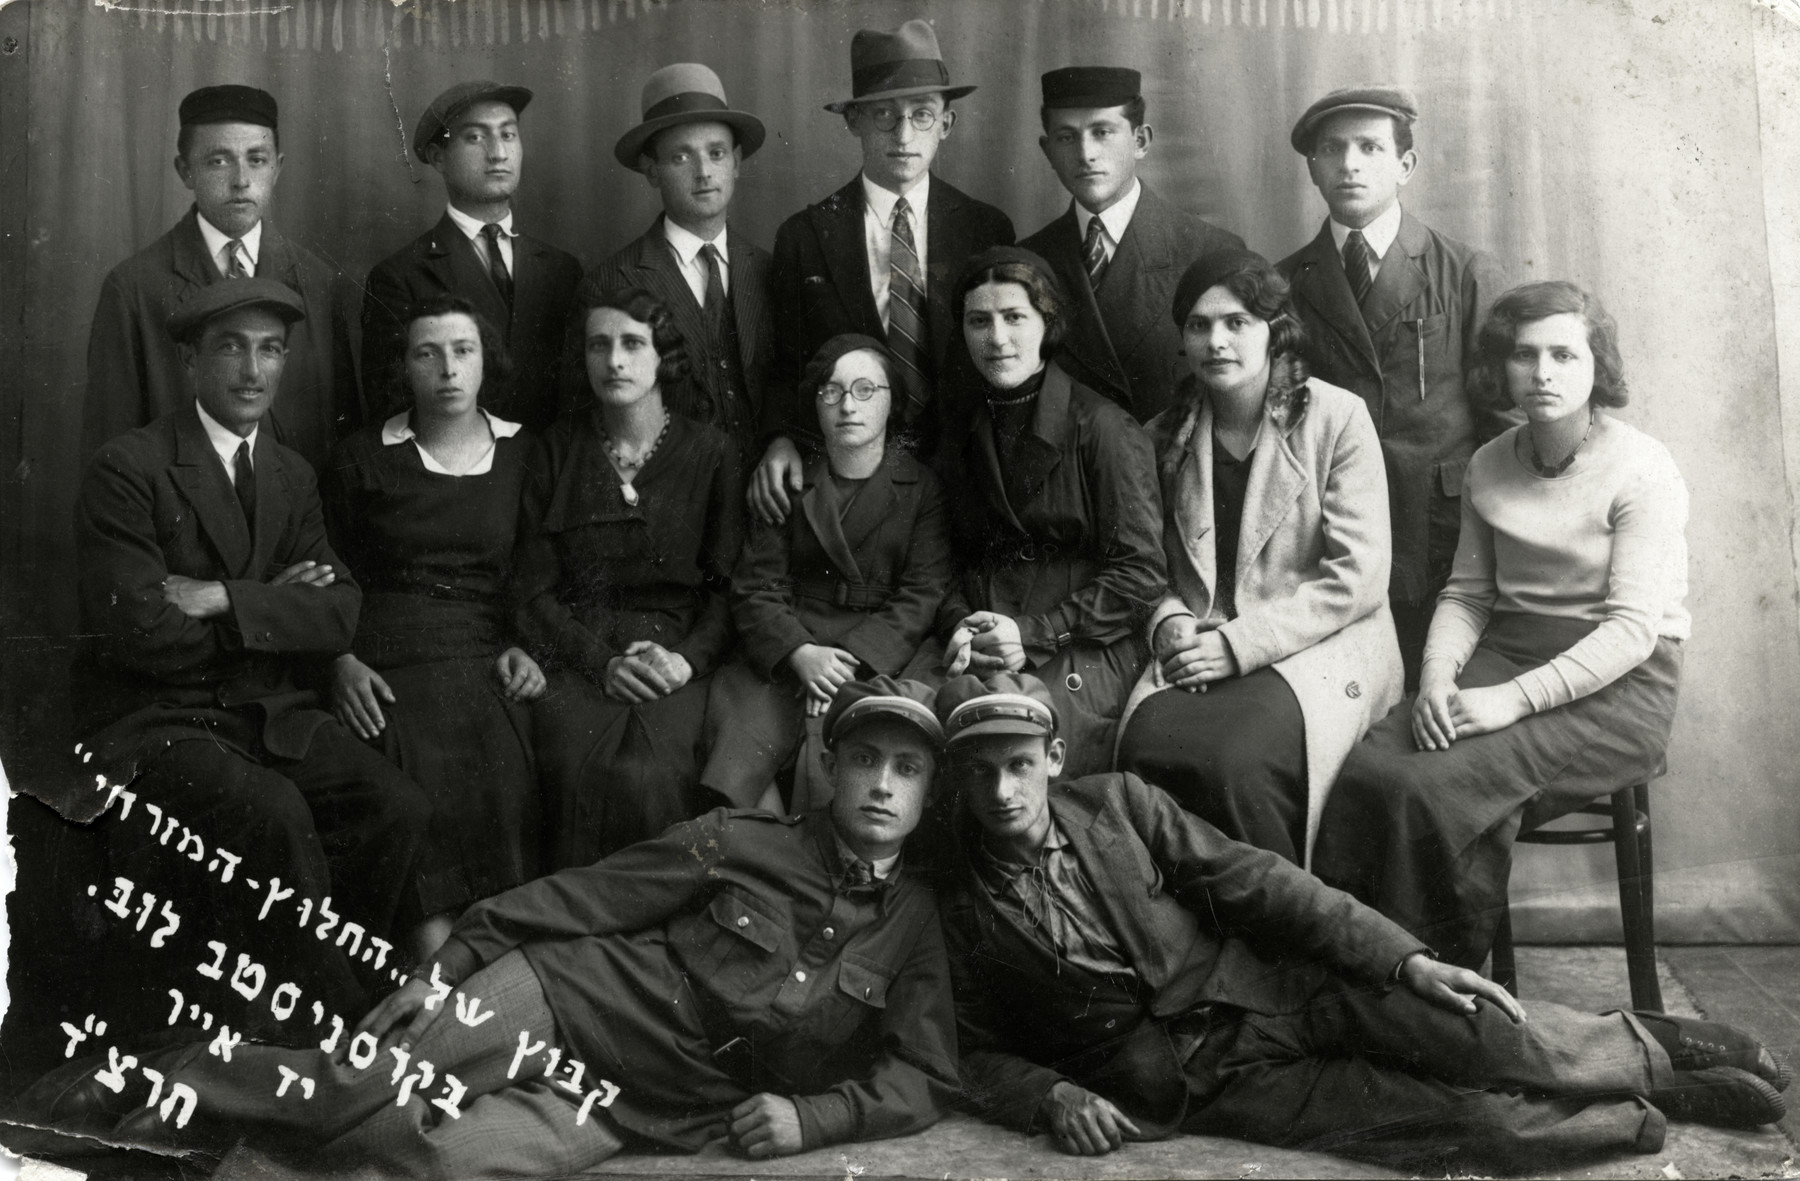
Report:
1491,903,1519,997
1611,785,1664,1012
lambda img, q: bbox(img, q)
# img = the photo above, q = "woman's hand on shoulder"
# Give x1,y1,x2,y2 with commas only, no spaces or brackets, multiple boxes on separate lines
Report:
332,653,394,740
494,647,547,702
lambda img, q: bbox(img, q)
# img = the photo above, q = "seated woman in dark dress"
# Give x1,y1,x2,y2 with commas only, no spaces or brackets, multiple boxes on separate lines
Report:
928,246,1167,777
703,334,952,812
1114,250,1402,865
324,294,546,963
1312,280,1691,968
515,287,744,867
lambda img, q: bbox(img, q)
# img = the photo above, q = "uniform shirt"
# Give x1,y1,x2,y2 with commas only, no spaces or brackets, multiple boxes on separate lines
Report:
663,218,730,307
861,173,931,332
432,808,958,1151
1328,200,1403,285
195,399,258,484
195,212,263,278
1073,178,1143,268
445,203,516,273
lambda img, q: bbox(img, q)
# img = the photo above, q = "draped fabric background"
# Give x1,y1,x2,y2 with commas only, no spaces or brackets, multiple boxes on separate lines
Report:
3,0,1798,942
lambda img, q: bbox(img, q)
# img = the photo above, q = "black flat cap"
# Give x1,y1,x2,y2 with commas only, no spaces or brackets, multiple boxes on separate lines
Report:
414,81,534,163
1041,66,1141,110
1290,84,1418,154
168,278,306,342
179,85,278,131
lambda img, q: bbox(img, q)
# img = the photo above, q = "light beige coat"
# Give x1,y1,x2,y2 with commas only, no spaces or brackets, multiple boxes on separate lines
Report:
1118,376,1403,863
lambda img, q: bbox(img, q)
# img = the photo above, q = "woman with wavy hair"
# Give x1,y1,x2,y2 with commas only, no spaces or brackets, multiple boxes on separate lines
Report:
1115,249,1402,865
1312,280,1690,969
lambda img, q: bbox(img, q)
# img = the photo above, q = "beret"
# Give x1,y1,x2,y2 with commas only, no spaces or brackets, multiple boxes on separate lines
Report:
179,85,278,131
935,673,1060,744
1040,66,1142,111
168,278,306,341
415,81,533,163
823,677,946,749
1170,247,1276,328
1290,84,1418,154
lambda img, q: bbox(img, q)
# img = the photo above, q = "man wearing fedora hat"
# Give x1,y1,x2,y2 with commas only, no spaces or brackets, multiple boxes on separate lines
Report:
1020,67,1245,424
752,18,1014,524
83,85,358,470
361,81,582,431
573,64,773,456
1277,86,1515,687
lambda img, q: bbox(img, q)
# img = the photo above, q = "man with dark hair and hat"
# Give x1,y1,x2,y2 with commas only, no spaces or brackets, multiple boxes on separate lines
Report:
939,670,1790,1169
751,18,1015,524
39,677,959,1179
361,81,582,431
83,85,358,469
571,64,774,457
1278,86,1516,686
1020,67,1244,424
70,279,430,1028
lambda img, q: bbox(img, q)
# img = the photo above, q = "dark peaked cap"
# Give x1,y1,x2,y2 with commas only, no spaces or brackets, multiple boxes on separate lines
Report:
1289,84,1419,153
168,278,306,342
179,85,278,130
414,81,534,162
823,677,946,749
1040,66,1142,109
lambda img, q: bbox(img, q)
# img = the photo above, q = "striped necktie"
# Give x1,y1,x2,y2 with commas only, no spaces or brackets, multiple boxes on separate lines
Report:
224,239,249,279
886,197,930,423
1342,229,1374,306
1081,215,1108,289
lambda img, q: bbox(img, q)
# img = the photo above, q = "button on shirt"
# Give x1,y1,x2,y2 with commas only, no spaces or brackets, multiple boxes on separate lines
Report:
195,213,262,279
861,173,931,331
445,203,515,274
1328,200,1403,285
663,218,729,309
977,819,1136,982
1073,177,1143,268
380,409,523,476
195,399,258,485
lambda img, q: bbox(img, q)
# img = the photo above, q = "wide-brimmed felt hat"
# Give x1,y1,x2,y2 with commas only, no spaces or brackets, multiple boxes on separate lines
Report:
823,19,975,114
168,278,306,342
179,85,278,131
614,63,766,169
1289,84,1418,154
823,677,946,749
935,673,1060,745
414,81,534,163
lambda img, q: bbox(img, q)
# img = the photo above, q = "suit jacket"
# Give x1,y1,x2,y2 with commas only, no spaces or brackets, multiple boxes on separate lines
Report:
1119,376,1403,860
1020,184,1243,424
72,403,360,772
1278,212,1515,603
83,208,358,470
731,448,951,678
572,217,772,454
360,211,582,432
764,174,1015,454
943,772,1423,1132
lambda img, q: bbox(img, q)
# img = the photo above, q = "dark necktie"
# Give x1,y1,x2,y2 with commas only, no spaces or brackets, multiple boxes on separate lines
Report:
701,242,748,436
843,859,885,893
1342,229,1374,306
224,239,248,279
886,197,930,423
1081,215,1109,289
480,223,514,309
232,440,256,532
701,242,728,328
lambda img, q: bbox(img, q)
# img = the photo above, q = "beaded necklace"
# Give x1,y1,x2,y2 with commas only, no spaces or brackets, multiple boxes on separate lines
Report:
1524,409,1596,478
600,410,670,506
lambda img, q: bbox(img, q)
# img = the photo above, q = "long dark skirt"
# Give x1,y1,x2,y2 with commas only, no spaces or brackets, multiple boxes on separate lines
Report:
1116,667,1310,863
534,668,714,868
700,660,835,809
1311,612,1683,969
375,657,539,915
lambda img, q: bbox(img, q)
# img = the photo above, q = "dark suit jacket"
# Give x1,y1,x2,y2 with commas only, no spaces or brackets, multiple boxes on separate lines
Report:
764,174,1015,453
83,207,358,470
572,217,772,453
1278,212,1515,603
731,448,951,678
942,772,1424,1132
360,211,582,432
1020,183,1243,424
72,404,360,772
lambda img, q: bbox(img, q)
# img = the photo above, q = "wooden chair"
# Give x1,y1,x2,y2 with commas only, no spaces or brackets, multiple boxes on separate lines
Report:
1488,782,1664,1012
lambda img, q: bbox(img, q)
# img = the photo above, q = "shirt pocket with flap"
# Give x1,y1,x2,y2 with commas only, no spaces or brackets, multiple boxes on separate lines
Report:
697,888,790,987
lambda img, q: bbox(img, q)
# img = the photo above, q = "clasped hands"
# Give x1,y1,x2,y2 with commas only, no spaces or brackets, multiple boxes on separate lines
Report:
944,611,1026,677
1410,669,1532,750
1151,614,1238,691
788,643,859,717
604,641,692,704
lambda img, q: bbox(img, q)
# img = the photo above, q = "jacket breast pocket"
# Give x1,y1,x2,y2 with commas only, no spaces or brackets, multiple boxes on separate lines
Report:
697,889,790,987
1410,313,1457,400
817,955,894,1047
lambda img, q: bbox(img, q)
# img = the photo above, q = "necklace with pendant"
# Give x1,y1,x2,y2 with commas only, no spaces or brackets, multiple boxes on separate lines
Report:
602,412,670,507
1526,409,1595,478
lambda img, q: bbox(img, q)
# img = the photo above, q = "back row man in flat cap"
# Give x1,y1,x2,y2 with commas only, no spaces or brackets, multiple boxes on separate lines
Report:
1279,86,1515,684
83,85,358,470
361,82,582,432
752,18,1015,523
1021,67,1244,424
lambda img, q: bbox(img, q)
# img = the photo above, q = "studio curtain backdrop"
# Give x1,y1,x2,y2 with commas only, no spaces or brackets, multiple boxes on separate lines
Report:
4,0,1799,943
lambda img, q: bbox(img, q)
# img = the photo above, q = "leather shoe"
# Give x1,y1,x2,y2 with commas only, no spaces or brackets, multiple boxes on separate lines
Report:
1653,1066,1787,1129
10,1053,146,1136
1636,1012,1791,1091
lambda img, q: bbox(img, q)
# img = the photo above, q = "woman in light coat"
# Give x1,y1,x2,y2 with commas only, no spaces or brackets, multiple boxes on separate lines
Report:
1117,249,1402,865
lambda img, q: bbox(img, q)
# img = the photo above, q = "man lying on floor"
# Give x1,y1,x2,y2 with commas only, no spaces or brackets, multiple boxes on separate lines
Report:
33,677,958,1178
936,672,1789,1172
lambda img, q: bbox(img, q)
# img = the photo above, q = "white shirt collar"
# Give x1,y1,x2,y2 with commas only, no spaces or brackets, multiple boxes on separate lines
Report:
662,218,728,268
381,409,521,476
1329,200,1404,263
1074,178,1142,251
195,399,257,476
195,212,263,274
862,171,931,224
444,204,515,242
833,831,901,881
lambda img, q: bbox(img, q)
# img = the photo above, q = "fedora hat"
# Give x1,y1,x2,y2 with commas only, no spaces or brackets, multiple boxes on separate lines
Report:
823,19,975,114
614,63,766,169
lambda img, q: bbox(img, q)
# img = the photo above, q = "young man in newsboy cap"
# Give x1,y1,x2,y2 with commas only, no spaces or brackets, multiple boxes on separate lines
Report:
361,81,582,431
1278,86,1516,686
938,671,1789,1169
752,18,1015,525
1020,67,1244,424
572,64,774,457
34,676,957,1177
83,85,358,470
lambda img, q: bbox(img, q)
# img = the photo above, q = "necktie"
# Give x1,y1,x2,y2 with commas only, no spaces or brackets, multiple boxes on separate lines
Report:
1342,229,1374,306
843,859,884,892
1081,215,1109,289
480,223,514,309
232,440,256,532
701,242,728,328
701,243,748,435
886,197,930,423
224,239,249,279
